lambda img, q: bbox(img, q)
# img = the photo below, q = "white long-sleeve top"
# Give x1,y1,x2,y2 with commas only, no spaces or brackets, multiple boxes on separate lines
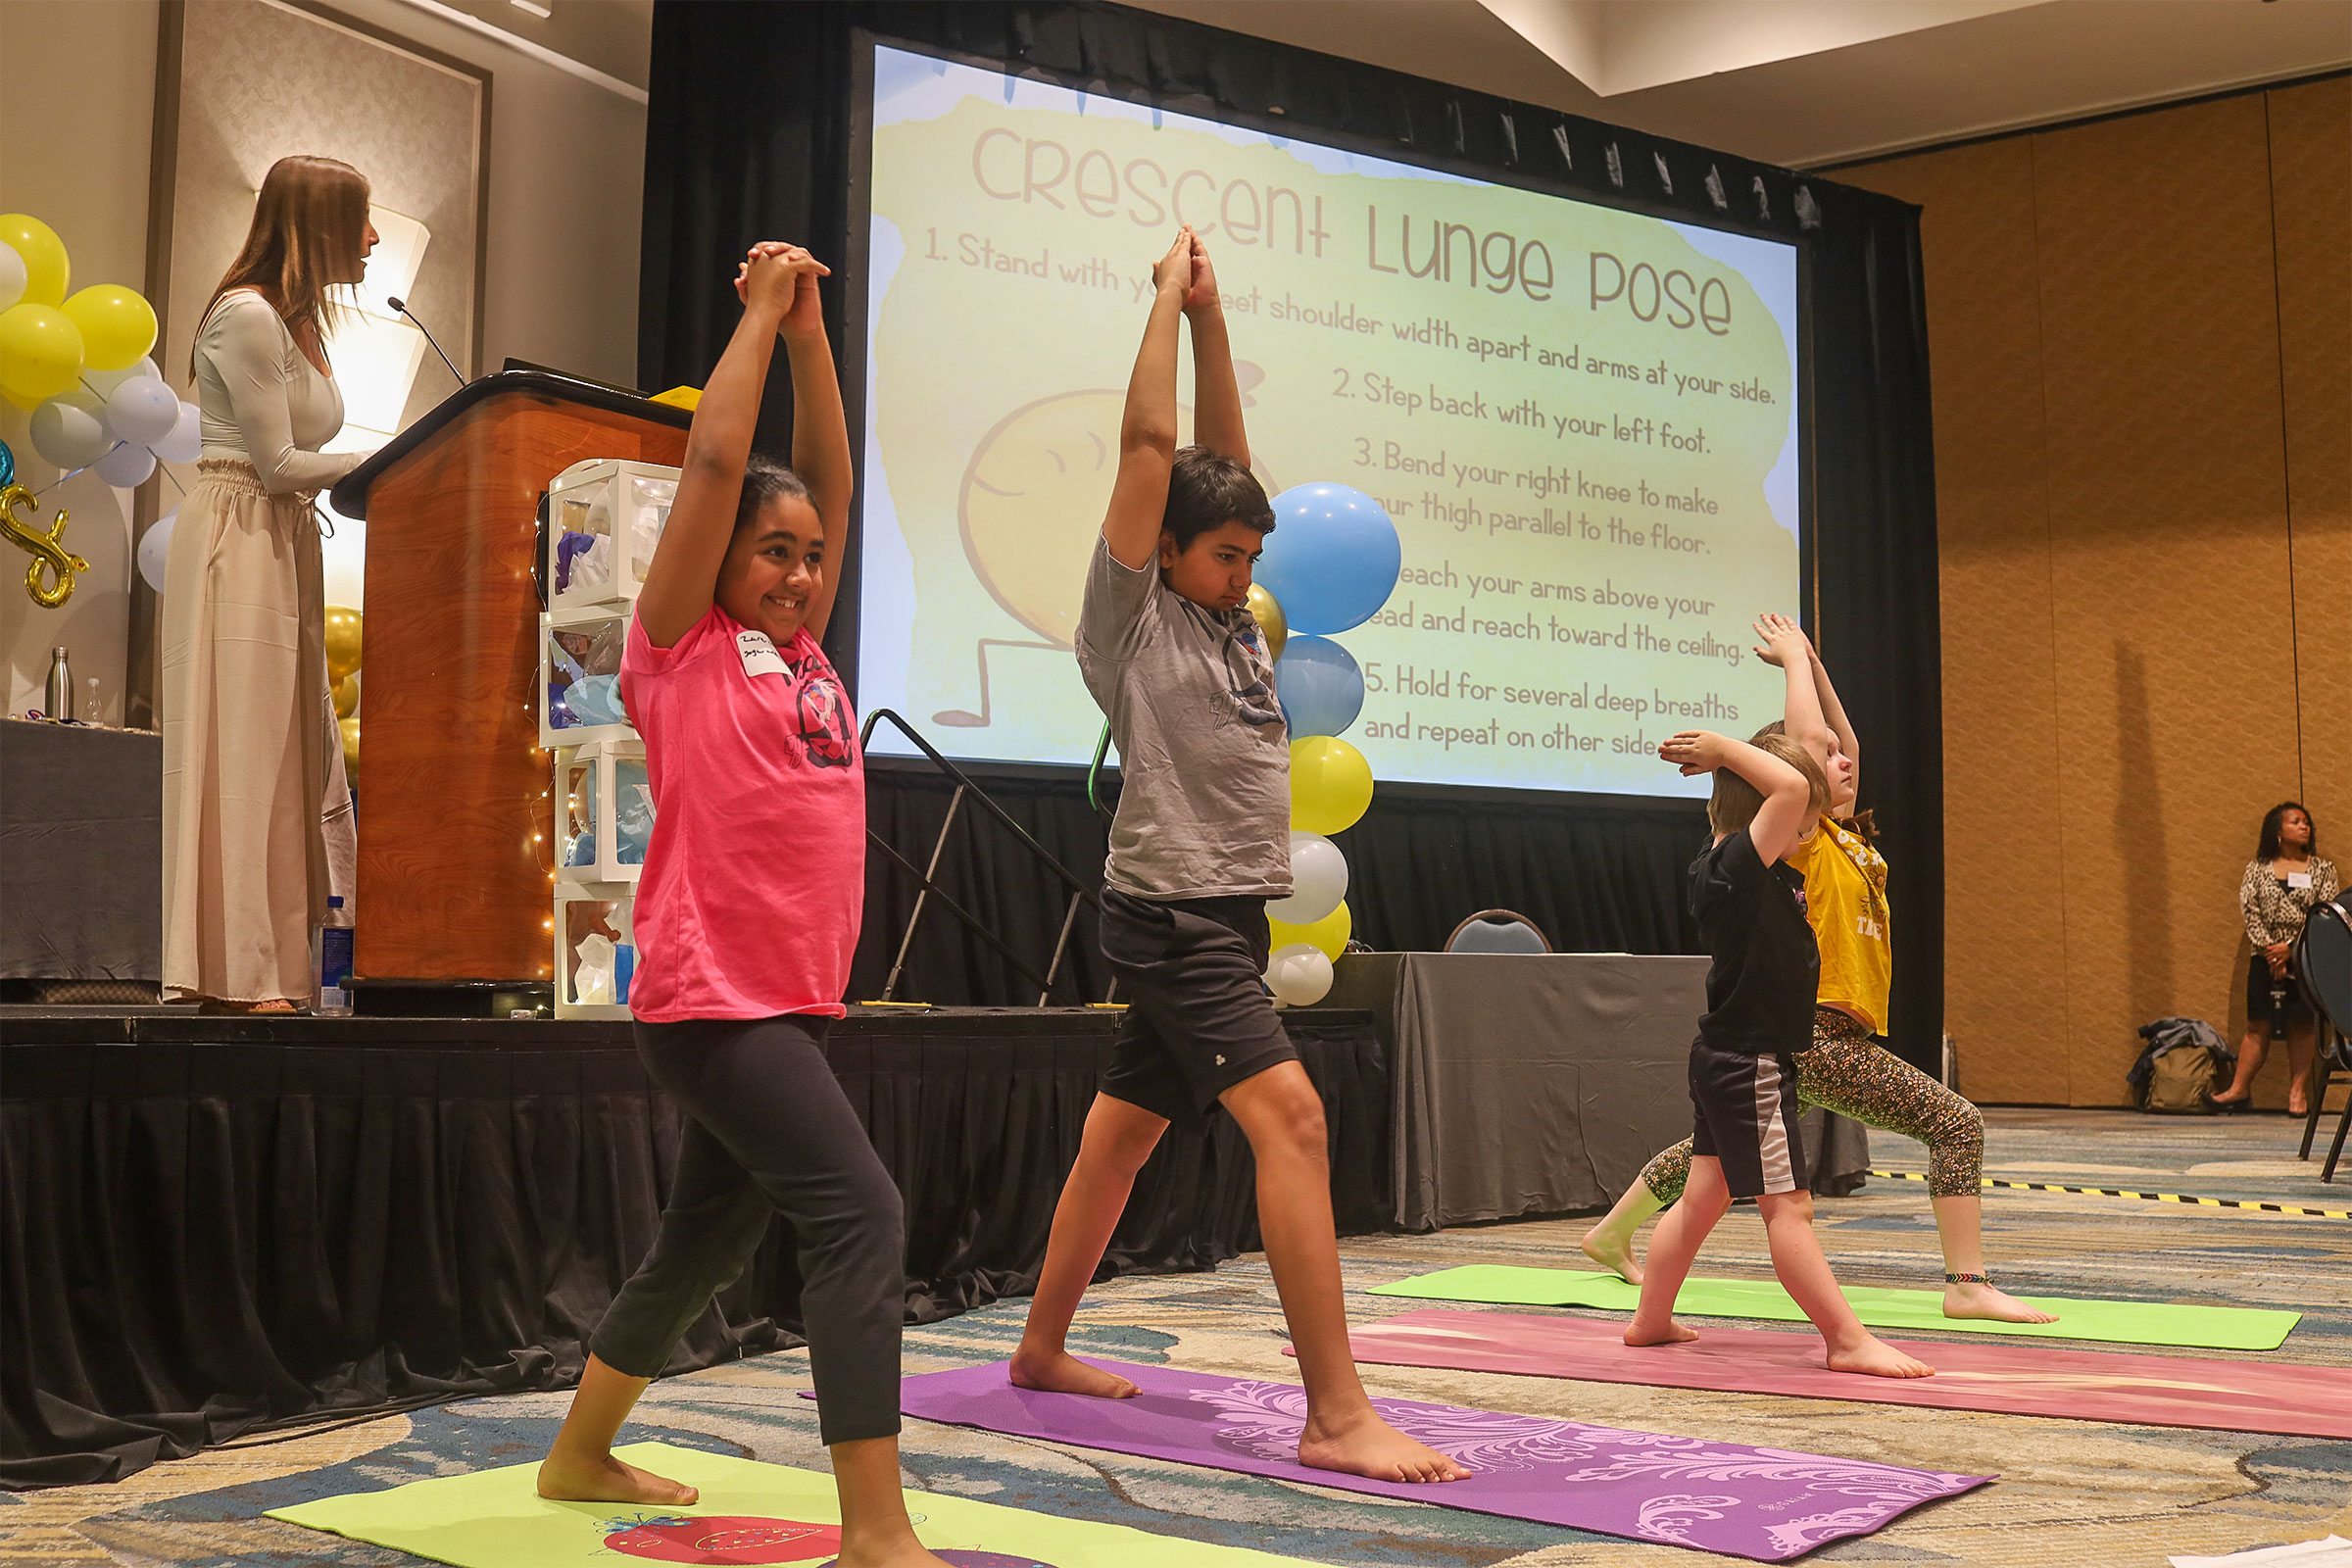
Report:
193,289,370,495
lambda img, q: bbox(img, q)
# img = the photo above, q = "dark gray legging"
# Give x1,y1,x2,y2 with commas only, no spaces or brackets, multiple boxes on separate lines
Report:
589,1014,906,1446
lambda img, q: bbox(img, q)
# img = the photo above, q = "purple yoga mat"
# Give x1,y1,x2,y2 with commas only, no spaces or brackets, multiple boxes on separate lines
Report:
883,1360,1988,1561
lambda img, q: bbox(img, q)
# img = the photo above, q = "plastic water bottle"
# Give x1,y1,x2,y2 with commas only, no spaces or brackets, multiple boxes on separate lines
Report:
316,895,354,1015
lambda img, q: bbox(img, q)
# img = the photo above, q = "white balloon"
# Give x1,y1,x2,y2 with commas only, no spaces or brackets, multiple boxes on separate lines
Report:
107,376,180,447
94,439,157,488
83,355,160,400
138,510,177,593
151,400,202,465
1265,942,1334,1006
0,241,25,313
28,391,114,471
1267,830,1348,925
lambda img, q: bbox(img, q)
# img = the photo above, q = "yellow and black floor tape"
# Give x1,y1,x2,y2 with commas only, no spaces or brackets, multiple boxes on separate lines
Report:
1867,1168,2352,1220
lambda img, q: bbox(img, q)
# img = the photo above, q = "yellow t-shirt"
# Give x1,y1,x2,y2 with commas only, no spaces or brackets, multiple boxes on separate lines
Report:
1786,816,1892,1033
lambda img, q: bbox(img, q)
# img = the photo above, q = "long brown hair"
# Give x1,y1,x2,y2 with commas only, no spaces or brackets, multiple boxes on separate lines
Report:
195,156,369,371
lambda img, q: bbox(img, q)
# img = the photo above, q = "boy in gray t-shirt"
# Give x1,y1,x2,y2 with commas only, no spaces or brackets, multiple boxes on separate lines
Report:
1011,227,1466,1488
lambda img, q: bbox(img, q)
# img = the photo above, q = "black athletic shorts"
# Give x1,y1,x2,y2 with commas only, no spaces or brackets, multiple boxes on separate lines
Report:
1689,1039,1808,1200
1097,886,1299,1130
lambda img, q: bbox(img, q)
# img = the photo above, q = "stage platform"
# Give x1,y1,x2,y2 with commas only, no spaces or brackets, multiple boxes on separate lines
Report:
0,1004,1392,1486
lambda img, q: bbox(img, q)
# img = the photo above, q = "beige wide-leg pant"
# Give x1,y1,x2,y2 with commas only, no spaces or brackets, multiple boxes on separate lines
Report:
161,459,354,1004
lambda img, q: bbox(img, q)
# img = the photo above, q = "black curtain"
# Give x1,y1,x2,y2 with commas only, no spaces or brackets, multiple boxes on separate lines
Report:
642,2,1942,1060
1,1013,1385,1486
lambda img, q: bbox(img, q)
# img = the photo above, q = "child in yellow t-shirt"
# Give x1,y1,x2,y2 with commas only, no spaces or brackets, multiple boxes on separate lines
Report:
1582,614,2056,1326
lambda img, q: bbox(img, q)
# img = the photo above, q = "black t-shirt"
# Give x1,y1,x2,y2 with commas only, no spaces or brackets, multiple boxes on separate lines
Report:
1690,828,1820,1055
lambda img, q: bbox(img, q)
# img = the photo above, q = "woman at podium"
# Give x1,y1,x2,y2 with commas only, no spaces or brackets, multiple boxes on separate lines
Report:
161,155,379,1011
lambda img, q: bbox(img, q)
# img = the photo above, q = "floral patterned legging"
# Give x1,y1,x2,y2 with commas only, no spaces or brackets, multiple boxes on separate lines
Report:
1642,1007,1985,1201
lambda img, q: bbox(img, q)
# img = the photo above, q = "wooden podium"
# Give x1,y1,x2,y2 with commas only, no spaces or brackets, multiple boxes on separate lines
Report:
330,371,691,997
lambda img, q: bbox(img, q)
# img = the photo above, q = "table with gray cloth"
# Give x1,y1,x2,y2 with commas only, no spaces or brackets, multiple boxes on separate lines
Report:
1312,952,1869,1231
0,719,161,983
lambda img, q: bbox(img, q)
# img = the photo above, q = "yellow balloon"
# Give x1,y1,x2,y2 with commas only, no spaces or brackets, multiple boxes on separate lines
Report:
1247,582,1287,664
339,714,361,774
0,215,69,307
324,604,364,685
1289,735,1373,836
62,285,157,372
0,304,85,405
333,670,361,718
1270,899,1350,961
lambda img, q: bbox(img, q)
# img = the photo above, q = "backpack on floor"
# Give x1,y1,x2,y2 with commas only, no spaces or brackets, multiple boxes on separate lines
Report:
2130,1017,2230,1113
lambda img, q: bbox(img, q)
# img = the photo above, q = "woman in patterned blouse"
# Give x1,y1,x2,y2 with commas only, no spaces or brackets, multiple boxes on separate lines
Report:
2208,803,2338,1115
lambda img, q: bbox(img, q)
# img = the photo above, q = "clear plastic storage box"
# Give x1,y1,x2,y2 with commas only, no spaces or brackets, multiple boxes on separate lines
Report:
546,459,680,611
555,738,653,887
554,885,638,1019
539,606,635,748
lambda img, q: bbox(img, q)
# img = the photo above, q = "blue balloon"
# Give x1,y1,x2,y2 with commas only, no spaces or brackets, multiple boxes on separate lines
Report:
1277,634,1365,739
0,439,15,489
1255,483,1401,635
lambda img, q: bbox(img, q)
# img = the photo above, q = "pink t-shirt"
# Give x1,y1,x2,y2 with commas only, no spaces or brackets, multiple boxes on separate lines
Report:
618,605,863,1021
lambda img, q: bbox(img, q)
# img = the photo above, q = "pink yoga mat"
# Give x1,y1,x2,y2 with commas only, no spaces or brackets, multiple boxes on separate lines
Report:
1320,1309,2352,1440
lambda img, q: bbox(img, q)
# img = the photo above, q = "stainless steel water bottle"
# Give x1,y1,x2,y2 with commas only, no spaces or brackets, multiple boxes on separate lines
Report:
44,647,71,721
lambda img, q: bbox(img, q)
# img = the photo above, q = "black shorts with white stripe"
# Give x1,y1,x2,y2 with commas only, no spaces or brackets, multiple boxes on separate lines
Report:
1689,1040,1808,1200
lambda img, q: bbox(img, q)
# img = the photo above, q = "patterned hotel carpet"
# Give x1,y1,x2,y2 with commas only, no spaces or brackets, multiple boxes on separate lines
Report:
7,1108,2349,1567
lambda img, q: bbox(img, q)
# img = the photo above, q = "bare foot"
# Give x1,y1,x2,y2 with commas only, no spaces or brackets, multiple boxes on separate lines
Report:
1580,1221,1644,1285
1298,1409,1468,1483
536,1451,698,1504
1007,1347,1138,1398
1623,1316,1699,1348
1826,1335,1934,1379
1944,1281,2059,1324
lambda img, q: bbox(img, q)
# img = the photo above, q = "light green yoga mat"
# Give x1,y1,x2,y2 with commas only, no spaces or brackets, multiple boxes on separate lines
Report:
1368,1266,2300,1351
268,1441,1315,1567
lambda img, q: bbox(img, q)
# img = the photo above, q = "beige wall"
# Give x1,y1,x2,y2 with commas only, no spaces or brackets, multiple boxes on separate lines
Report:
0,0,646,723
1840,77,2350,1108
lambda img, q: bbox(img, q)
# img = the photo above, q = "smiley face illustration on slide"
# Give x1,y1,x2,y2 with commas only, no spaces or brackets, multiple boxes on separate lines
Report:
600,1512,1057,1566
942,369,1270,726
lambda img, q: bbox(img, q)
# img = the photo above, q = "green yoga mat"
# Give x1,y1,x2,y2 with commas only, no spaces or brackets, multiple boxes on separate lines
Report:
269,1441,1314,1567
1368,1266,2300,1351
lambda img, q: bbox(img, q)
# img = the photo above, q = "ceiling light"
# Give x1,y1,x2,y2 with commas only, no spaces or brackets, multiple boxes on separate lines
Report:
510,0,551,16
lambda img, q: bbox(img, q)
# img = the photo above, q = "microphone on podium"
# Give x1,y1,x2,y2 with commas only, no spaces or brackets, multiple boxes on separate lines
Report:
387,296,466,384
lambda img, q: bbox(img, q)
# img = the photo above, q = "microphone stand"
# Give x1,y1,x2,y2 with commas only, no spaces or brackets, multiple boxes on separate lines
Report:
387,295,465,384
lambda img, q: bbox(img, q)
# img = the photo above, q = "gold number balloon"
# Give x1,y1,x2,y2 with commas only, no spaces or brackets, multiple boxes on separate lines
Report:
324,604,363,686
1247,582,1287,664
0,481,86,608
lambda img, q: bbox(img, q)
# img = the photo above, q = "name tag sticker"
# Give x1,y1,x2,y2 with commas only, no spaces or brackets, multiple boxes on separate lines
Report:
736,629,789,679
2287,871,2314,890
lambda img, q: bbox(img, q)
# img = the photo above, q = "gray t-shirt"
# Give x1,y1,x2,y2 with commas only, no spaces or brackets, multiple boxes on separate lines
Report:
1075,537,1293,900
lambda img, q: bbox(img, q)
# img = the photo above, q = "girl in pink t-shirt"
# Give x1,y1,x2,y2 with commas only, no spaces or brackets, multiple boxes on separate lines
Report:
536,245,946,1568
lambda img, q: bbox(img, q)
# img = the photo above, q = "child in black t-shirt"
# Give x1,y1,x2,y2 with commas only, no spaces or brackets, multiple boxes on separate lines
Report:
1624,728,1935,1380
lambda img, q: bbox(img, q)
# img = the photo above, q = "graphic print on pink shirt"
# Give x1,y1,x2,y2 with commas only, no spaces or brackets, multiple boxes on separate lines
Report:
619,605,864,1022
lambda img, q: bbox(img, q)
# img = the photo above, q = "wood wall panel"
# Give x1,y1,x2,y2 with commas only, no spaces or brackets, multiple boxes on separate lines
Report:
2033,95,2301,1105
1844,80,2340,1104
2268,78,2352,861
1838,141,2069,1103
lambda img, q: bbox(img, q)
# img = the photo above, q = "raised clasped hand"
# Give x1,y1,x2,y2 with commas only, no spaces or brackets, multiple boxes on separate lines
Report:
1152,226,1196,299
736,242,830,336
1183,228,1221,316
